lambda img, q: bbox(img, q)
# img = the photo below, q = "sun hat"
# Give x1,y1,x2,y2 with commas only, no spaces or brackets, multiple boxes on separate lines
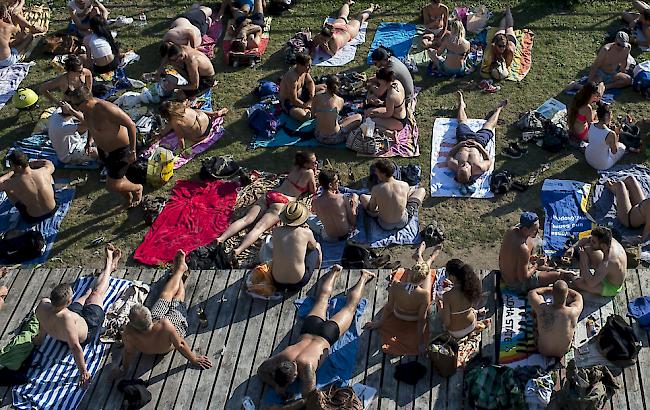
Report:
518,211,539,228
279,201,309,227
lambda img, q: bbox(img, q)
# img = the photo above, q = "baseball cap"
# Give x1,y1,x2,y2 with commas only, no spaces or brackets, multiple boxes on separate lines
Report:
519,211,539,228
615,31,630,47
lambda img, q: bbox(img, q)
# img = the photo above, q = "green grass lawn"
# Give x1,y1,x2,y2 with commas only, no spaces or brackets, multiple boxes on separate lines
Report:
1,0,649,269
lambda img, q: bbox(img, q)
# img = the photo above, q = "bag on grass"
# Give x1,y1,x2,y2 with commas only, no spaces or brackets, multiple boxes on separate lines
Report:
248,108,278,140
346,128,383,155
284,31,312,65
199,156,240,180
146,146,175,187
427,333,459,377
0,231,45,263
633,69,650,99
516,110,546,131
597,314,641,367
489,170,513,194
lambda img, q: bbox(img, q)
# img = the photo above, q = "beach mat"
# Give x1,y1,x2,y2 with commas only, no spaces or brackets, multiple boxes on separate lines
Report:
222,16,272,65
9,134,99,170
12,275,132,410
429,118,494,199
357,121,420,158
313,18,368,67
0,62,34,112
198,21,223,58
0,185,75,266
134,179,238,265
366,22,417,63
141,115,224,170
480,28,534,81
541,179,594,257
248,112,346,149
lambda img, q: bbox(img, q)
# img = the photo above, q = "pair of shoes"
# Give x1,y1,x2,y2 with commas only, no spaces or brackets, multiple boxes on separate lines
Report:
422,221,445,247
503,146,522,159
479,80,500,93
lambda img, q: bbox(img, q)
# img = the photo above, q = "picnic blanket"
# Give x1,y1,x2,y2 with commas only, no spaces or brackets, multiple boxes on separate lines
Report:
377,268,433,355
541,179,594,257
134,179,238,265
0,62,34,112
429,118,495,199
358,121,421,158
480,28,534,81
497,280,555,369
0,186,75,266
266,295,367,404
198,21,223,58
12,276,132,410
222,16,272,65
248,113,321,149
313,18,368,66
366,22,417,63
141,115,224,170
9,134,99,170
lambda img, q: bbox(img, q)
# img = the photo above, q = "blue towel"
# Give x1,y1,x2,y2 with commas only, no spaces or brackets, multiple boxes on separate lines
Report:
249,113,346,149
265,295,367,404
365,206,421,248
541,179,593,257
367,22,417,63
13,276,133,410
565,77,621,104
10,135,99,170
0,185,75,266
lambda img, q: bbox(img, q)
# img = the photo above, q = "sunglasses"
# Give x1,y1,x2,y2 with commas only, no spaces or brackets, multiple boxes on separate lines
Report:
496,43,507,49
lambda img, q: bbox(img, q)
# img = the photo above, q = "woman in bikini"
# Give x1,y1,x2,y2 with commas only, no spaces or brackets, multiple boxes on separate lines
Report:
312,75,362,145
40,54,93,105
82,15,120,74
421,0,449,50
567,81,604,145
606,176,650,241
430,19,470,76
216,151,318,265
488,6,516,80
438,259,489,339
311,1,379,57
156,101,228,157
365,67,408,131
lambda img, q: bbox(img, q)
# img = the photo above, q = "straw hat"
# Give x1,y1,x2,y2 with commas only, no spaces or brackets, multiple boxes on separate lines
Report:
279,201,309,226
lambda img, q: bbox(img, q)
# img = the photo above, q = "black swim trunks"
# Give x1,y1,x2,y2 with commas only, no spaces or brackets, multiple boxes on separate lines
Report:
98,146,131,180
300,315,340,346
236,12,265,29
184,75,215,98
93,56,120,75
15,202,58,224
201,116,214,138
68,302,106,346
179,8,209,36
456,122,493,147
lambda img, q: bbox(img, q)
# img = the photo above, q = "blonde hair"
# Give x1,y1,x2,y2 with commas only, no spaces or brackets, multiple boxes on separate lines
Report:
408,262,429,283
448,20,465,46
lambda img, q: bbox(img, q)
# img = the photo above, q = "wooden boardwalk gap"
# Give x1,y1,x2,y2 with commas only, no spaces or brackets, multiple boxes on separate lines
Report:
0,268,648,409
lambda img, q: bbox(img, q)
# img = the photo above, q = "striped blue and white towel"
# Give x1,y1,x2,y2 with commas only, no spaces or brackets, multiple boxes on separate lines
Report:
13,276,132,410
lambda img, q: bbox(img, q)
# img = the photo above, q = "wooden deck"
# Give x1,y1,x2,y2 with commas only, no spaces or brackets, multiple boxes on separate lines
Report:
0,267,648,409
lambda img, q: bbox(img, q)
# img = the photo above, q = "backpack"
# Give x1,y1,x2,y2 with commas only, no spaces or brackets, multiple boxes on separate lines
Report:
489,170,513,195
0,231,45,263
253,81,280,98
633,70,650,99
284,31,312,65
199,156,241,180
248,108,278,140
341,243,393,269
516,110,546,131
542,122,568,153
597,314,642,366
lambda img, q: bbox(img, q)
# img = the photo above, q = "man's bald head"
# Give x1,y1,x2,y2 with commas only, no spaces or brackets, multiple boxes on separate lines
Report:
552,280,569,306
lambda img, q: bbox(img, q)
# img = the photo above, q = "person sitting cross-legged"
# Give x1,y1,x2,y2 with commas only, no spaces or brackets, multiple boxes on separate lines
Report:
112,250,212,380
311,169,359,242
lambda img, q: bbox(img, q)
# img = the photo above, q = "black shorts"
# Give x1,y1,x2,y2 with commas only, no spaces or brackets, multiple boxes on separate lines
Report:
98,146,131,180
68,302,106,346
180,9,209,36
250,12,265,28
93,56,120,75
273,267,315,293
300,315,340,346
456,123,493,147
201,116,214,138
184,75,215,98
15,202,58,224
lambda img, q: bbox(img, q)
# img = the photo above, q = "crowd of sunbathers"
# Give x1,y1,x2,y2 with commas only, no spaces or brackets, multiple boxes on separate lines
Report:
1,0,650,407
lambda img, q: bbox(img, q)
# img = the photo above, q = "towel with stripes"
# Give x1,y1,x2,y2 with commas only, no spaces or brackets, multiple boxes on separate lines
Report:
13,276,133,410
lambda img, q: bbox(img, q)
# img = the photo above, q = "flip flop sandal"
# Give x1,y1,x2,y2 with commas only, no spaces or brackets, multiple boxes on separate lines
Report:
511,181,528,192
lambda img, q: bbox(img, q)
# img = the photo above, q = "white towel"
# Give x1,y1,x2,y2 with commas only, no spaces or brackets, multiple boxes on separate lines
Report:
313,19,368,67
0,62,34,112
429,118,495,199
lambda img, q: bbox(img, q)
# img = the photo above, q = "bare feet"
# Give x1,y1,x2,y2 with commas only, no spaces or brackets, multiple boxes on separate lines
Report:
174,249,189,278
413,241,426,261
215,108,229,117
0,286,7,310
129,185,144,208
105,243,122,271
360,269,377,283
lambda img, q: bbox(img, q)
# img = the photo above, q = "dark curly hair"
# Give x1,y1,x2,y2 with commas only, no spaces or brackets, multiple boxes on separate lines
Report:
446,260,482,303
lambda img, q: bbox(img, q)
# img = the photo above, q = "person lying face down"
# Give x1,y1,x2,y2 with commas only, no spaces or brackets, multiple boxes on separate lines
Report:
528,280,583,358
310,1,379,57
229,0,265,52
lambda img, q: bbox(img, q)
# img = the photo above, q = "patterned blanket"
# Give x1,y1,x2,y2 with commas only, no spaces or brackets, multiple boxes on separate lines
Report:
480,28,534,81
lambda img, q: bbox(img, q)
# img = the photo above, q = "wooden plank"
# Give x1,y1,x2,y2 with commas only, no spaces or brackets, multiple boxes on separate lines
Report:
372,268,398,410
190,269,244,409
598,285,627,409
634,269,650,407
0,269,36,338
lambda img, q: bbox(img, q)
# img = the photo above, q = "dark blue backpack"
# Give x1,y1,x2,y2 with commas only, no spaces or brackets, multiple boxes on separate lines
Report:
633,70,650,98
248,108,278,139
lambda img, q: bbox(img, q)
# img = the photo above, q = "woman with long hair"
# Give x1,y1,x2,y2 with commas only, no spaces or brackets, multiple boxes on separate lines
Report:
312,75,362,145
365,67,408,131
40,54,93,105
82,15,120,74
216,151,318,265
567,81,604,143
430,19,470,76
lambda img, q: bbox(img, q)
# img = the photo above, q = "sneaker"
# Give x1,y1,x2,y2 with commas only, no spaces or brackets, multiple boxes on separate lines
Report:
479,80,500,93
509,142,528,155
502,146,523,159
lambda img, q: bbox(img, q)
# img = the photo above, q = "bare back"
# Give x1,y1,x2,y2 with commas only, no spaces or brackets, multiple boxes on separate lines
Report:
534,304,578,357
371,179,410,224
312,92,343,135
390,282,430,320
36,300,88,345
602,239,627,286
2,167,56,217
312,192,351,238
272,226,314,284
122,320,177,355
171,108,210,141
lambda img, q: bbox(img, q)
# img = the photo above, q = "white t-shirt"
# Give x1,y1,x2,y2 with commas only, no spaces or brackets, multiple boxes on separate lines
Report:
48,109,89,163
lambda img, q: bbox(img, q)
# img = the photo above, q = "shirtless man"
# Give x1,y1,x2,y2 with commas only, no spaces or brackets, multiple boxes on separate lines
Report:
279,53,317,122
528,280,583,358
421,0,449,50
65,87,142,208
499,212,568,293
216,0,257,20
605,176,650,241
259,201,322,292
68,0,108,34
446,91,503,185
229,0,265,53
365,242,441,353
159,42,215,100
311,169,358,242
6,0,46,34
163,5,213,49
0,4,33,68
157,100,228,156
623,1,650,48
562,227,627,297
0,150,57,224
113,250,212,379
311,1,379,57
360,159,426,231
257,265,375,406
34,243,121,388
573,32,632,90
